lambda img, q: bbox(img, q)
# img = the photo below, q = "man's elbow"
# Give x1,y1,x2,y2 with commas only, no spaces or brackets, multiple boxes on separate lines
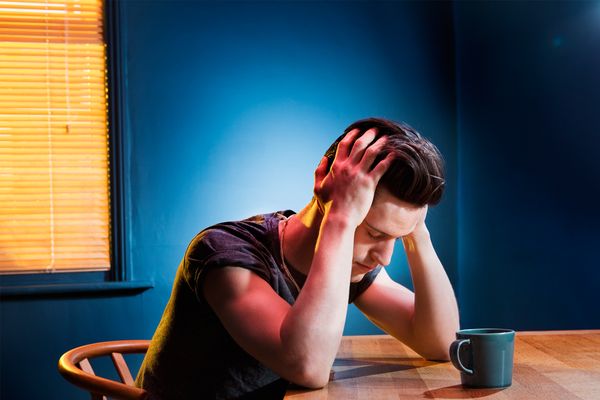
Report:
287,360,331,389
417,327,457,362
418,340,452,361
421,349,450,362
294,373,329,389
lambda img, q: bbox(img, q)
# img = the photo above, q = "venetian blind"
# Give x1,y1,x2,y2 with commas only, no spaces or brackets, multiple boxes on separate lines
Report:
0,0,110,274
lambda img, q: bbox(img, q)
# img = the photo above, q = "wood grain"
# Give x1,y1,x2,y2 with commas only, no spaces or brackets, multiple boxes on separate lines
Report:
285,331,600,399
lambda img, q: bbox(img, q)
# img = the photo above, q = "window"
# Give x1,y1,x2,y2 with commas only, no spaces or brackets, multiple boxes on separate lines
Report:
0,0,110,275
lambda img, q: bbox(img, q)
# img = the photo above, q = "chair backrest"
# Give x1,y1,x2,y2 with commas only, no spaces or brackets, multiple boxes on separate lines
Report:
58,340,150,400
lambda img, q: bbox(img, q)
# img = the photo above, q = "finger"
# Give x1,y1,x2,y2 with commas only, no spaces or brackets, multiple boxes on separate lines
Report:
358,135,387,170
369,153,394,181
314,156,329,185
348,128,378,164
335,128,361,161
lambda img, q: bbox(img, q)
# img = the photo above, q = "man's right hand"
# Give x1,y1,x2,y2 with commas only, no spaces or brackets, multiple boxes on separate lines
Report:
313,128,392,227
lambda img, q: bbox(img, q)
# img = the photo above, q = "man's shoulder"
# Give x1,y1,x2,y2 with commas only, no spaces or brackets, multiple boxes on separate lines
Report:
183,210,297,271
186,211,284,254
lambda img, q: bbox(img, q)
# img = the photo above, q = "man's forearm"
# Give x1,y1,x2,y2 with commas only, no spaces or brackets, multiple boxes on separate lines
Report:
280,210,355,385
403,226,459,360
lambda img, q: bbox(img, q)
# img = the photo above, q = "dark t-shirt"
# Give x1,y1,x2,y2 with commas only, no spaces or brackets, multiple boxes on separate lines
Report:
136,211,382,399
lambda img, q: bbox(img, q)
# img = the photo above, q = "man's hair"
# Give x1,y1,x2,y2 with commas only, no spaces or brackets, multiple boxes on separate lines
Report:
324,117,445,206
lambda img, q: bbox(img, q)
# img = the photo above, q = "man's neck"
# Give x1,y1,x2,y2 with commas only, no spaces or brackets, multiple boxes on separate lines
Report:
280,198,323,276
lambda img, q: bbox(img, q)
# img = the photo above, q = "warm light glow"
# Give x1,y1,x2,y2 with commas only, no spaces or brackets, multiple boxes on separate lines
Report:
0,0,110,274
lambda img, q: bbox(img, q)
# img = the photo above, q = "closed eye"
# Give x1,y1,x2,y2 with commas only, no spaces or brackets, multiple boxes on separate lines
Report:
364,222,402,241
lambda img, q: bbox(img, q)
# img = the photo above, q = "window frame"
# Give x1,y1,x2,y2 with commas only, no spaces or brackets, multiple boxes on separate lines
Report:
0,0,153,298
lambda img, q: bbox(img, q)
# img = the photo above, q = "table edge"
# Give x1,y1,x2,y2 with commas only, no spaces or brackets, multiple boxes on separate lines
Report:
342,330,600,340
516,329,600,335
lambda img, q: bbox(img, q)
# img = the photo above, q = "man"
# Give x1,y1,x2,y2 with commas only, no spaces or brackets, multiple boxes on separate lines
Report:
136,117,459,399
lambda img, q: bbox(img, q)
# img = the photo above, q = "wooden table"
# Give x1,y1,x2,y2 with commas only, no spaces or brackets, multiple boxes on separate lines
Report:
285,330,600,399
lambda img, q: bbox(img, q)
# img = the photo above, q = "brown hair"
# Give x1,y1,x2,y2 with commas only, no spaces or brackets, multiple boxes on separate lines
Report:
324,117,445,206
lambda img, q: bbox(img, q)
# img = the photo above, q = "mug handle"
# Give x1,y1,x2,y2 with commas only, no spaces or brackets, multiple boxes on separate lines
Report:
450,339,474,375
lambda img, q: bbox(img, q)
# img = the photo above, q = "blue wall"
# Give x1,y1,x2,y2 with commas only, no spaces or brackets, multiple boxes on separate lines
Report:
454,1,600,329
1,2,456,399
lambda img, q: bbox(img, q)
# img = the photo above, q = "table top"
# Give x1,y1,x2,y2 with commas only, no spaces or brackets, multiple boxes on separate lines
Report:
284,330,600,400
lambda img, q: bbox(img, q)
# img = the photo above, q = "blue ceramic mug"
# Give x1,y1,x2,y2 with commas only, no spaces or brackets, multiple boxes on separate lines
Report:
449,328,515,388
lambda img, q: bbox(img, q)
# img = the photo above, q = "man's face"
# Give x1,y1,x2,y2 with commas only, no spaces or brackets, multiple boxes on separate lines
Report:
351,188,425,282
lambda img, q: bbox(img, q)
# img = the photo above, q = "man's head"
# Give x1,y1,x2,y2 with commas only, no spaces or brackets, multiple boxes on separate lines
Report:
324,117,445,207
322,118,446,281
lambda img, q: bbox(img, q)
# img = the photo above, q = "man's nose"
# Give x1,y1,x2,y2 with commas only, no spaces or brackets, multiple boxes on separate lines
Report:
371,239,395,267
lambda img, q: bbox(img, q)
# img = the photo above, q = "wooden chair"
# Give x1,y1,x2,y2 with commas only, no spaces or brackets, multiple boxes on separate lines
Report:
58,340,150,400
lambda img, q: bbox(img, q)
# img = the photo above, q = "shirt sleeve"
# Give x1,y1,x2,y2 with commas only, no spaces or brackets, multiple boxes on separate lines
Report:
183,227,273,303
